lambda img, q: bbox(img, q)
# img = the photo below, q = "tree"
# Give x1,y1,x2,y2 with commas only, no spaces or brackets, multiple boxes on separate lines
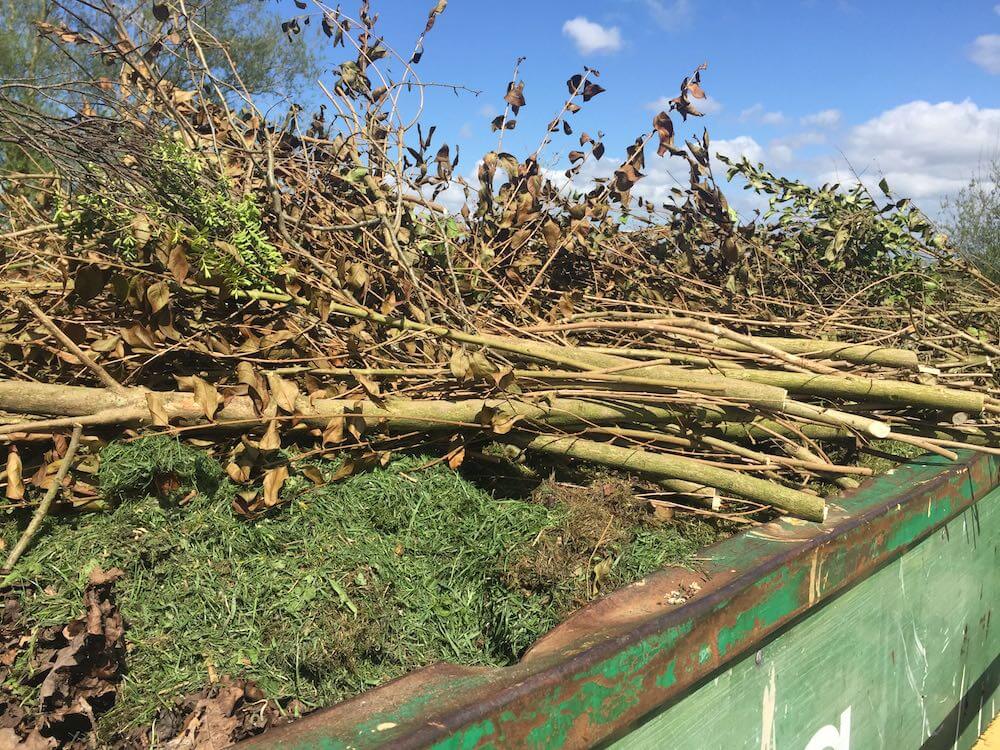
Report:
0,0,320,100
940,156,1000,282
0,0,321,177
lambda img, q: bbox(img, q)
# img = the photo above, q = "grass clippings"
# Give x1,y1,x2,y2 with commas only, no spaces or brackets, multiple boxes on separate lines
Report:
0,439,721,742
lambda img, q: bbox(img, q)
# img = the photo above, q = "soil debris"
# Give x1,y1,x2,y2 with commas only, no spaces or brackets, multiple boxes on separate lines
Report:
119,678,291,750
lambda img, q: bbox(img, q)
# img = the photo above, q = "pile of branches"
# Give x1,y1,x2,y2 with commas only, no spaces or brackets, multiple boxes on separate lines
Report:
1,0,999,552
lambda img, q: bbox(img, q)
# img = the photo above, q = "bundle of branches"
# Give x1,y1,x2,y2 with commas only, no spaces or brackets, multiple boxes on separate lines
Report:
1,0,998,552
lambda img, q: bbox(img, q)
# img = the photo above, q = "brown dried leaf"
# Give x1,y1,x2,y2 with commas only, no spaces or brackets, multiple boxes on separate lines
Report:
322,417,345,445
653,111,675,157
329,457,360,481
447,445,465,469
504,81,525,114
582,81,605,102
236,361,257,389
261,466,288,508
90,335,120,353
474,405,497,428
74,265,106,302
345,261,368,290
491,365,516,390
163,682,244,749
120,324,157,351
145,392,170,427
463,350,493,379
259,420,281,451
146,281,170,313
613,164,643,192
191,376,221,421
541,218,561,251
0,729,56,749
265,373,299,414
449,348,471,381
32,567,125,740
167,245,190,284
226,462,250,484
491,413,523,435
5,446,24,501
434,144,452,180
423,0,447,34
302,465,325,485
354,373,381,399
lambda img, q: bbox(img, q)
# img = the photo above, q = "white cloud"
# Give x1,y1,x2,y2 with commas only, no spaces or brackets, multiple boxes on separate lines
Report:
643,0,694,31
780,131,827,148
739,103,786,126
800,108,842,128
970,34,1000,74
478,103,497,119
769,144,795,166
458,123,473,140
817,99,1000,203
995,3,1000,15
645,94,722,115
562,17,623,55
697,96,724,115
713,135,766,165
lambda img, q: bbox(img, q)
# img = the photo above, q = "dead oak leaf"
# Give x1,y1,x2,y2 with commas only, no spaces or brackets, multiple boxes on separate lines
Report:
163,683,244,750
32,567,125,740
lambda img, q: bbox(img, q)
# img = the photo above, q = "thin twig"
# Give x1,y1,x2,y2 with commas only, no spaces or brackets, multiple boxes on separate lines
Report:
20,296,126,393
2,424,83,572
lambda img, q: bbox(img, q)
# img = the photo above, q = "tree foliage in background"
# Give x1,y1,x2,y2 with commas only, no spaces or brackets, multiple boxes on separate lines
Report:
0,0,319,96
941,156,1000,282
0,0,319,172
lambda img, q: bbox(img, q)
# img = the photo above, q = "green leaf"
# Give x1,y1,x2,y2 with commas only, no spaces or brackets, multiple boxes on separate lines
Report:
329,579,359,615
346,166,368,184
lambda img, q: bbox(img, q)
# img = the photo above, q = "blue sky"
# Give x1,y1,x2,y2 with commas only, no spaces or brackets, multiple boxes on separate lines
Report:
280,1,1000,216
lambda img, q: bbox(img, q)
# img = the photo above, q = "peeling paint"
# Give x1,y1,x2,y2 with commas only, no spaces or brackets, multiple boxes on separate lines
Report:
760,664,777,750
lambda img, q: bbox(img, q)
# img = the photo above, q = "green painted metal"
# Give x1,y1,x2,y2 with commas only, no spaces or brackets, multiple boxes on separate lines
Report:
240,453,1000,749
608,486,999,749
